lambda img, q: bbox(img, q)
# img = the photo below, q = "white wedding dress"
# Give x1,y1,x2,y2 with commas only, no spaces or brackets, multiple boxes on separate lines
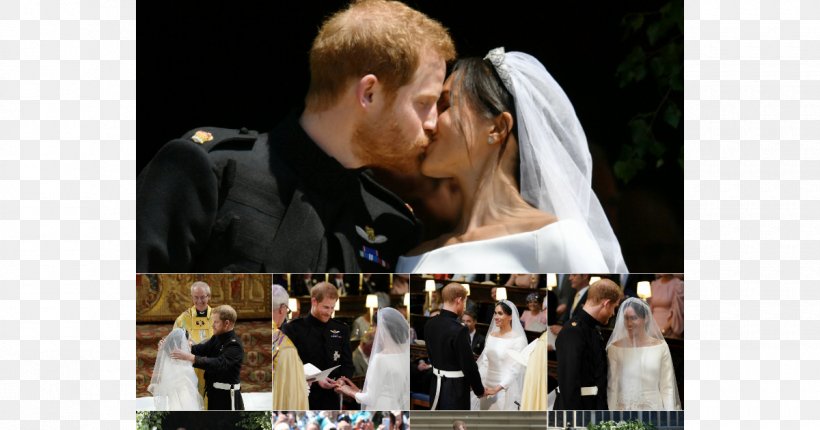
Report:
148,328,204,411
354,353,409,410
354,307,410,410
605,298,681,411
396,219,609,273
471,301,529,411
607,343,680,410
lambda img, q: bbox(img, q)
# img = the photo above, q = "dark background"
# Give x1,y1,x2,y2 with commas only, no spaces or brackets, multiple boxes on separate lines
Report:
140,0,683,272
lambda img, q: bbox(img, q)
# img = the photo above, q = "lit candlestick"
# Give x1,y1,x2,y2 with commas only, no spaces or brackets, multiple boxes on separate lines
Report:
637,281,652,301
424,280,436,313
366,294,378,322
403,292,410,321
547,274,557,291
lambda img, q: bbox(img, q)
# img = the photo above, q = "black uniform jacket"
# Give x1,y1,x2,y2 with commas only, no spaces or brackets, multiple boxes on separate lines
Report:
470,331,486,356
282,312,354,410
191,329,244,410
554,308,608,410
424,309,484,409
137,112,422,273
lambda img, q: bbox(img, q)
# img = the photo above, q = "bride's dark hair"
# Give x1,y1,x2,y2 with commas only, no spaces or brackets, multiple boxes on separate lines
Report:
624,299,649,319
495,301,513,316
446,57,520,183
622,299,651,331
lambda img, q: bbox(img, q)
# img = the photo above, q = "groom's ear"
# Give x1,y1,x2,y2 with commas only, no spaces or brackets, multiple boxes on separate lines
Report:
356,74,379,109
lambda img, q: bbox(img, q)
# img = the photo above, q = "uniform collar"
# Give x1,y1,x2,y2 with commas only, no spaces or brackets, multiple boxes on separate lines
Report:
215,329,235,342
439,309,459,320
577,308,603,327
306,312,328,327
271,109,360,195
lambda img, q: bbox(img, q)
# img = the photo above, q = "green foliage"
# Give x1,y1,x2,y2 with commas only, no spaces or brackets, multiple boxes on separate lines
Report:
588,420,658,430
614,0,683,183
136,411,167,430
237,411,273,430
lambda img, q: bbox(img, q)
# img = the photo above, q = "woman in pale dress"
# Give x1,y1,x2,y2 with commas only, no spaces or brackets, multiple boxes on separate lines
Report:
519,292,548,333
606,298,681,410
649,274,684,339
396,48,627,273
334,307,410,410
471,300,528,410
149,328,204,410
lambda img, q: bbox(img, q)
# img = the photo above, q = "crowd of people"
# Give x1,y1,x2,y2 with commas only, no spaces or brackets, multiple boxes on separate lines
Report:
272,410,409,430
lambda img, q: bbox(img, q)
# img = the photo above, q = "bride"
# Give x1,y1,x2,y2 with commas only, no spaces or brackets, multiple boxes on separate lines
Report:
606,298,681,410
471,300,528,410
149,328,204,410
396,47,627,273
334,307,410,410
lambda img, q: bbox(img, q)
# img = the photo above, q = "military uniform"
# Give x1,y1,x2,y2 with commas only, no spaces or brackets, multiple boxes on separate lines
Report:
136,112,422,273
554,308,608,410
174,306,213,400
191,329,245,410
424,309,484,410
282,313,354,409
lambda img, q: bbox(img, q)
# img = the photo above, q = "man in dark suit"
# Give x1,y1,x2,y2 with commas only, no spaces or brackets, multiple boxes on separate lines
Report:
282,282,354,409
170,304,245,410
330,273,358,297
136,0,456,273
554,274,591,329
554,279,623,410
424,283,485,410
461,310,485,356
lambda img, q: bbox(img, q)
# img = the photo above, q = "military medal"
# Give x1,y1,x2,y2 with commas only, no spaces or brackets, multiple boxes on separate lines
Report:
355,225,387,244
191,130,213,144
359,245,390,269
333,350,340,362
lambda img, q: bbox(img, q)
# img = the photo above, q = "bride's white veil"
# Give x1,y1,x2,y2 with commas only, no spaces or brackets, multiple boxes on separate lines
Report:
361,307,410,409
485,299,526,341
484,47,628,273
607,297,666,349
606,297,681,410
148,327,203,410
474,300,528,410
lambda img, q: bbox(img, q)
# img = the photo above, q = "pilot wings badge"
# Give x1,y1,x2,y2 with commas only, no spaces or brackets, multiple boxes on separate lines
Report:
355,225,387,244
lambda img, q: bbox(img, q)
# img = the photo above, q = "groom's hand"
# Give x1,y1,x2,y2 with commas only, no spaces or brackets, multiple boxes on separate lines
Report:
317,377,336,390
170,349,195,363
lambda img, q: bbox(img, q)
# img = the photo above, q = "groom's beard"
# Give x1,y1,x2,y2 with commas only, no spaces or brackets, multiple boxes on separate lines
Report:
352,113,428,172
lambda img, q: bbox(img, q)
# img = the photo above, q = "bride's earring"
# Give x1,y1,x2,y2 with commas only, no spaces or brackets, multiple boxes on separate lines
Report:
487,135,496,145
